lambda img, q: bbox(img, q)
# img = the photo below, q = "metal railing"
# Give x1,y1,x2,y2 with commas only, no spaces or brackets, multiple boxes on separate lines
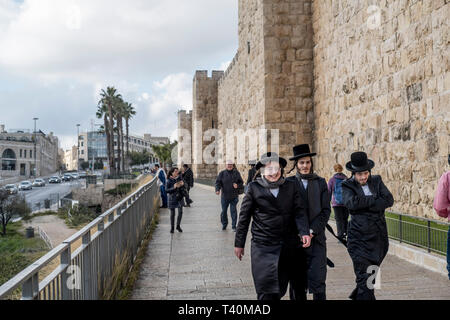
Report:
0,176,159,300
36,226,53,250
385,211,449,255
330,209,449,256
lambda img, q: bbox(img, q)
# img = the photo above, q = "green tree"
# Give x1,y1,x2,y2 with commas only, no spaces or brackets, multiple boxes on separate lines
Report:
152,141,177,169
80,161,90,170
0,190,31,236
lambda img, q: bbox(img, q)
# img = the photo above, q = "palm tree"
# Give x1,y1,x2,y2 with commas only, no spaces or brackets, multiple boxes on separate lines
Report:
123,102,136,158
114,98,126,173
152,141,177,170
98,87,122,175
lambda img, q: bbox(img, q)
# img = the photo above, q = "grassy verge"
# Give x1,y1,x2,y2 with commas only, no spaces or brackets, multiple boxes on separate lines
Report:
385,212,448,255
0,221,49,293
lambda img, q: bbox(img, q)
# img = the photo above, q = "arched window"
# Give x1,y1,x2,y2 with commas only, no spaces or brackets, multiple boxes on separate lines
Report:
2,149,17,171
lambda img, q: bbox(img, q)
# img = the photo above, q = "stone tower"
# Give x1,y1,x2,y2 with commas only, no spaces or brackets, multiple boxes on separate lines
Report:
191,70,224,179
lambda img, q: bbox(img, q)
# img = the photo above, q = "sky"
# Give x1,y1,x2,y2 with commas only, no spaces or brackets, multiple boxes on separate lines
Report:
0,0,238,150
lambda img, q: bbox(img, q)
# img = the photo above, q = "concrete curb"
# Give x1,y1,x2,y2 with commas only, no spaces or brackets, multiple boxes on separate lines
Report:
388,239,447,276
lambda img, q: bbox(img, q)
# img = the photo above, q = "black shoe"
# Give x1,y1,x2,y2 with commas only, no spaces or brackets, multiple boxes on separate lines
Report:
185,204,191,207
187,199,193,204
170,228,174,233
176,226,183,232
222,225,227,231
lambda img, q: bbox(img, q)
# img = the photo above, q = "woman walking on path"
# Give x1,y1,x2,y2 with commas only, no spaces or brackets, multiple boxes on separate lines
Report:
327,164,350,242
234,152,311,300
342,151,394,300
166,167,185,233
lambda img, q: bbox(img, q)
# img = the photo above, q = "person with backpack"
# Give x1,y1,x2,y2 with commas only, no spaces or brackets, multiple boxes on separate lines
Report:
327,164,349,242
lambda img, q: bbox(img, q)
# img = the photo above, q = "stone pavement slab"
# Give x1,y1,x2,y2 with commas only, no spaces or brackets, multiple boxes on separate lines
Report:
131,184,450,300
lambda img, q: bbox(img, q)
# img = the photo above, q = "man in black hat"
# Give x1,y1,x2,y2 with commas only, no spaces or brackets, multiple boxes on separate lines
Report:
287,144,331,300
234,152,311,300
342,151,394,300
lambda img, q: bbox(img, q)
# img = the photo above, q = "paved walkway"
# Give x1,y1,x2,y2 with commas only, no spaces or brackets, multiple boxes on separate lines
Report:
131,184,450,300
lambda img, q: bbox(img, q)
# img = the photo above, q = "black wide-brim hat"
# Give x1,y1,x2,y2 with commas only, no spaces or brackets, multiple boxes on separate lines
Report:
256,152,287,171
289,144,317,161
345,151,375,172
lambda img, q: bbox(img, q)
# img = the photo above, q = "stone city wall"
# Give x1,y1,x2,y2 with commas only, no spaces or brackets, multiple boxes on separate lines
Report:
312,0,449,219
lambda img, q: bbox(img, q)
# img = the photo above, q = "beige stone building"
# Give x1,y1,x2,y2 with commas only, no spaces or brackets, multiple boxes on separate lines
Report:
0,125,60,183
178,0,449,219
64,146,78,171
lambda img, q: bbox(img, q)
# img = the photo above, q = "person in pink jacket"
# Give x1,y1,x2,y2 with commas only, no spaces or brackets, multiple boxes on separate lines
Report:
433,155,450,280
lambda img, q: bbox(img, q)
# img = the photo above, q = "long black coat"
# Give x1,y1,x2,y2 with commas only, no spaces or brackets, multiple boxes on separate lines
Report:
287,176,331,293
342,175,394,264
235,179,310,295
182,168,194,189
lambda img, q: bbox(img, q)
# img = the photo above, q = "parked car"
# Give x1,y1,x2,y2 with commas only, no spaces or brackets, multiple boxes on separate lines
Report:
62,173,73,181
70,173,79,179
49,176,62,184
32,179,46,187
18,181,33,191
4,184,18,194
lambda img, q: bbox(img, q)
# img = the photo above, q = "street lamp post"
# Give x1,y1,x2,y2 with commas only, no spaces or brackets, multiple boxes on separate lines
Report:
76,124,80,171
33,117,38,177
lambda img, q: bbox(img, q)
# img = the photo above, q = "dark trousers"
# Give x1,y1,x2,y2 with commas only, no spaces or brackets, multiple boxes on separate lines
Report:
447,226,450,280
160,185,167,207
333,206,349,238
259,246,307,301
221,197,238,228
349,256,378,300
170,207,183,228
184,185,192,204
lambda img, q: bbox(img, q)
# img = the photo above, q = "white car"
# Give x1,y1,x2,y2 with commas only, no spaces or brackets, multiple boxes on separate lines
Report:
4,184,18,194
70,173,79,179
32,179,45,187
18,181,33,191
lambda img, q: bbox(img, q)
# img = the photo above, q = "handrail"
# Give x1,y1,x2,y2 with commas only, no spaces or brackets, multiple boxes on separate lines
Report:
0,176,159,300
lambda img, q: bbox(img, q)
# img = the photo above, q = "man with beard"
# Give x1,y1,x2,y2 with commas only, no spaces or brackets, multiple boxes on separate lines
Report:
287,144,331,300
342,151,394,300
234,152,311,300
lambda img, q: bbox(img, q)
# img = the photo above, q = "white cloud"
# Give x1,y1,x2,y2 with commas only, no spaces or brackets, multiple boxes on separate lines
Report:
0,0,238,148
0,0,237,85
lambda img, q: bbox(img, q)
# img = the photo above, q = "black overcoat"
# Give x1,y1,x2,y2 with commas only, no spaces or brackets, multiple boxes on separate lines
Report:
182,168,194,189
287,176,331,293
342,175,394,265
235,179,310,295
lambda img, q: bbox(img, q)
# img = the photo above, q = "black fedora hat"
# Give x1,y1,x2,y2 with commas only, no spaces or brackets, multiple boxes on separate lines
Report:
289,144,317,161
256,152,287,171
345,151,375,173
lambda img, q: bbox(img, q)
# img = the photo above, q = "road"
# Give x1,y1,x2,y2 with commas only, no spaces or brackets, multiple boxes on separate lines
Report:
19,179,85,212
